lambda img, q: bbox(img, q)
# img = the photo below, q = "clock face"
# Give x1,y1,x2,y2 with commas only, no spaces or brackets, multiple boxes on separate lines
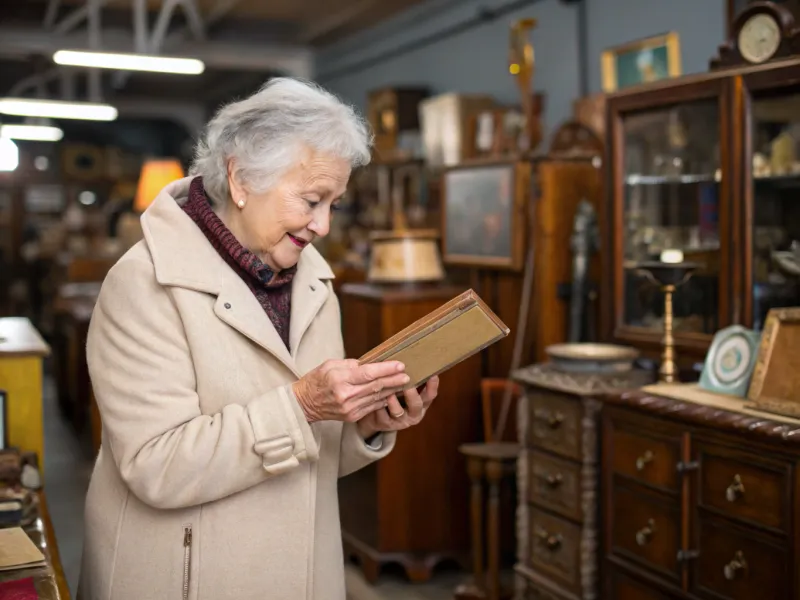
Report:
738,13,781,64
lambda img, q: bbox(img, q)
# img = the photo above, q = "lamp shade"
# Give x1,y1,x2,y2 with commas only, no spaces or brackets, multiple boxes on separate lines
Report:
134,158,185,212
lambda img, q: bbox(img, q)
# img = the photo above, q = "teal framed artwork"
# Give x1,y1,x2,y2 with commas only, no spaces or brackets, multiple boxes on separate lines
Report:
699,325,761,398
601,32,682,93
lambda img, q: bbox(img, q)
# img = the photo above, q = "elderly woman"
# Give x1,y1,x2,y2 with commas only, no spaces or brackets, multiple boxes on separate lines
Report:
78,78,438,600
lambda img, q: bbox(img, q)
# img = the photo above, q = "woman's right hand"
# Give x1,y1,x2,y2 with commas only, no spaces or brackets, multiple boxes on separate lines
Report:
292,359,410,423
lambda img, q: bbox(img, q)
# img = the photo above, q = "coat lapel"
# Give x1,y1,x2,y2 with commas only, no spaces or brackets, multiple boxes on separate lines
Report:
141,176,335,377
214,277,301,378
289,258,330,359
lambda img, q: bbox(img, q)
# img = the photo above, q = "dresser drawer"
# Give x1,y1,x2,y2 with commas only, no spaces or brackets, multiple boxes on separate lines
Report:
530,392,581,461
529,507,581,594
694,516,790,600
609,569,677,599
529,450,582,522
610,483,681,584
697,443,789,533
611,422,681,493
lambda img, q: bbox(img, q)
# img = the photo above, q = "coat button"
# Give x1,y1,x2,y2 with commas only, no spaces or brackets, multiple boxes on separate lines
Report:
224,302,231,309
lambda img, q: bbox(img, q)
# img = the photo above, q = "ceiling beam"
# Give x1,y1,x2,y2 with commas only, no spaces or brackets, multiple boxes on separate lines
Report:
0,27,313,78
298,0,379,44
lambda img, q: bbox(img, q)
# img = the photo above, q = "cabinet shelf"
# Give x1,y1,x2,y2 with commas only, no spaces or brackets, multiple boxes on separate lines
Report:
625,174,718,185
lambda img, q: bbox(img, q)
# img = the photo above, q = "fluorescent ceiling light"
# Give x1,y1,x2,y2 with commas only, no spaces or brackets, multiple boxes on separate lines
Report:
0,124,64,142
0,98,117,121
0,138,19,172
53,50,205,75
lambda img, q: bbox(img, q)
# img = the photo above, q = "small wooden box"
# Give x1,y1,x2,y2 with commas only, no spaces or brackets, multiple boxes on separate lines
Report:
367,87,429,159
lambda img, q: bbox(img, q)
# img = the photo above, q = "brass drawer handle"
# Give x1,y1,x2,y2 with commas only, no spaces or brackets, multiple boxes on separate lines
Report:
723,550,747,581
534,409,564,429
534,526,562,551
725,474,745,502
538,472,563,488
636,450,654,471
635,518,656,546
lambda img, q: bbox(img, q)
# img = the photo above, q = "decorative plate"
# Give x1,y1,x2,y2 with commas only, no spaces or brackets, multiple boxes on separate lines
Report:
545,343,640,373
699,325,761,397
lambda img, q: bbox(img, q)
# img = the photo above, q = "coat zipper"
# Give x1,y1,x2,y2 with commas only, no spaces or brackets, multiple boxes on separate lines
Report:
182,525,192,600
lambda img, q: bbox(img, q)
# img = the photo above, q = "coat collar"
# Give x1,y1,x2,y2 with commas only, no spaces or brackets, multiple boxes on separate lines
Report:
140,176,335,377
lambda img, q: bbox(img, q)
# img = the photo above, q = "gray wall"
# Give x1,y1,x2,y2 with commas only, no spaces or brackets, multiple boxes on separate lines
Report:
314,0,727,139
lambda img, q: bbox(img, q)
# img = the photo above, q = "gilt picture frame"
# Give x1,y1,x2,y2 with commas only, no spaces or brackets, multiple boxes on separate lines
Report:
601,32,682,93
747,307,800,417
440,160,528,271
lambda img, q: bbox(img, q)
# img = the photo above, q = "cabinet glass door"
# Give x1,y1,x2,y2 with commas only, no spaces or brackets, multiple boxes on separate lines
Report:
750,91,800,331
621,101,721,335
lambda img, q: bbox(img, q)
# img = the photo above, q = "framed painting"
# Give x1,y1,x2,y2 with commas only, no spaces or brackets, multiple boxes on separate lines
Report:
441,161,528,270
747,307,800,417
601,32,682,93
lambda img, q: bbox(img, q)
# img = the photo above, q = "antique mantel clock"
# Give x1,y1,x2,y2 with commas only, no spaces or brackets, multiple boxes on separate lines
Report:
711,0,800,69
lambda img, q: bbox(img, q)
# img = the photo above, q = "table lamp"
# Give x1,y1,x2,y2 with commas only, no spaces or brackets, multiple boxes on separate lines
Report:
134,158,185,213
634,249,700,383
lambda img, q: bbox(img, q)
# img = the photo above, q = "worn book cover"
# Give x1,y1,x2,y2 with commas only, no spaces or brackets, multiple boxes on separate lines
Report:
0,527,45,572
359,289,510,388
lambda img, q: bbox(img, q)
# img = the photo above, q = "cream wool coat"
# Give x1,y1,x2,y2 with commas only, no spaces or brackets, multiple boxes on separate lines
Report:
77,176,396,600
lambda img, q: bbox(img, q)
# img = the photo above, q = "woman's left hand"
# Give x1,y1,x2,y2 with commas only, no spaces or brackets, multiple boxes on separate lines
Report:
356,376,439,439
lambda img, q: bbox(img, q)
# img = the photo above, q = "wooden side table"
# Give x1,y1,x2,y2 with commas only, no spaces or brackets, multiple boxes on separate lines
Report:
456,442,519,600
0,318,50,464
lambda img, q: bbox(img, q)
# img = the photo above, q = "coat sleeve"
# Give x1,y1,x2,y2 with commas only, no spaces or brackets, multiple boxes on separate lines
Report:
326,285,396,478
88,256,320,510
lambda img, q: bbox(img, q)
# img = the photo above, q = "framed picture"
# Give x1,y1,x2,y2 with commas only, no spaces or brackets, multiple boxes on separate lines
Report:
441,161,528,270
0,390,6,450
601,32,682,93
748,307,800,417
699,325,761,398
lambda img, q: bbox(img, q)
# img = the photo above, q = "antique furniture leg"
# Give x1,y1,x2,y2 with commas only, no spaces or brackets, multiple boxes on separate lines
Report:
486,458,503,600
454,455,487,599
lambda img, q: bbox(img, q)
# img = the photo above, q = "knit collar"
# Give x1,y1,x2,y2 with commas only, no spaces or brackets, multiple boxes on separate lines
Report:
182,176,296,289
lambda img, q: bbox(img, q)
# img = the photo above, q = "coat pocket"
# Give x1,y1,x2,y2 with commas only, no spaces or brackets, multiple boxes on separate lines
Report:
182,524,193,600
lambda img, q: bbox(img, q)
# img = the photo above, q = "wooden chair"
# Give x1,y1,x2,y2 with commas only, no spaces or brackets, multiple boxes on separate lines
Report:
455,378,522,600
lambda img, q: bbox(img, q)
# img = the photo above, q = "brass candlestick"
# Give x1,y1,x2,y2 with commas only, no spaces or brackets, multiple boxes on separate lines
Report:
509,18,537,153
634,261,700,383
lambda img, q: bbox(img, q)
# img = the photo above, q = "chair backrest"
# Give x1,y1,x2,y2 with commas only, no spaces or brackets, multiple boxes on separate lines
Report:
66,257,115,283
480,378,522,443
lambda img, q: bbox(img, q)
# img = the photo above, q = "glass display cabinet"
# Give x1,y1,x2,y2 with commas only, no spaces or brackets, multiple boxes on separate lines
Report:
604,79,731,358
742,63,800,332
603,51,800,360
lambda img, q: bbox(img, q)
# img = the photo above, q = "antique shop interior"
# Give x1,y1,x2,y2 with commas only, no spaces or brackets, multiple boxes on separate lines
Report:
2,0,800,598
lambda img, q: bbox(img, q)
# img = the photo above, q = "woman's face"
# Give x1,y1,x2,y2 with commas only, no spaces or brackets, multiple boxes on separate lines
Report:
225,147,351,271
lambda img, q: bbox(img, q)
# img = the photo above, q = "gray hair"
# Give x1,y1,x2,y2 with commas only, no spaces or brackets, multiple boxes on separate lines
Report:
190,77,372,206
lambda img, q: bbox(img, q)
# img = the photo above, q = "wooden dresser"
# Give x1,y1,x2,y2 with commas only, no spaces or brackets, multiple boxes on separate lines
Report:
337,282,483,583
512,363,652,600
602,383,800,599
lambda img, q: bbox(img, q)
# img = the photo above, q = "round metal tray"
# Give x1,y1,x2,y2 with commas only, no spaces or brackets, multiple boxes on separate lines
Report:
545,343,640,373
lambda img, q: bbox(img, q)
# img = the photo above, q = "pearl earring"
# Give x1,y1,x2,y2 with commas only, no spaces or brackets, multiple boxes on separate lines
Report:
237,199,245,208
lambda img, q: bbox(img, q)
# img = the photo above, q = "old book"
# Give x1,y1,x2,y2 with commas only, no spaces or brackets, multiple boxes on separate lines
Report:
359,289,510,389
0,527,45,572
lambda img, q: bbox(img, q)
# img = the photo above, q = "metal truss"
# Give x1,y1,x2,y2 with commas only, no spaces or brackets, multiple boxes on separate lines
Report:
3,0,312,100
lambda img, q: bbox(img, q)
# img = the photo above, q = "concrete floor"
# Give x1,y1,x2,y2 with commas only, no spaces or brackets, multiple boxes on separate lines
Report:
41,373,460,599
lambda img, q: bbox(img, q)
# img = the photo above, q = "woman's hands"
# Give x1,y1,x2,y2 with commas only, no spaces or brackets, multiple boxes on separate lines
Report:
355,376,439,440
292,359,410,424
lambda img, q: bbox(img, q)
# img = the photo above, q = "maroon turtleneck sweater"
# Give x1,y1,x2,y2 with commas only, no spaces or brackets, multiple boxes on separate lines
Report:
181,176,296,350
